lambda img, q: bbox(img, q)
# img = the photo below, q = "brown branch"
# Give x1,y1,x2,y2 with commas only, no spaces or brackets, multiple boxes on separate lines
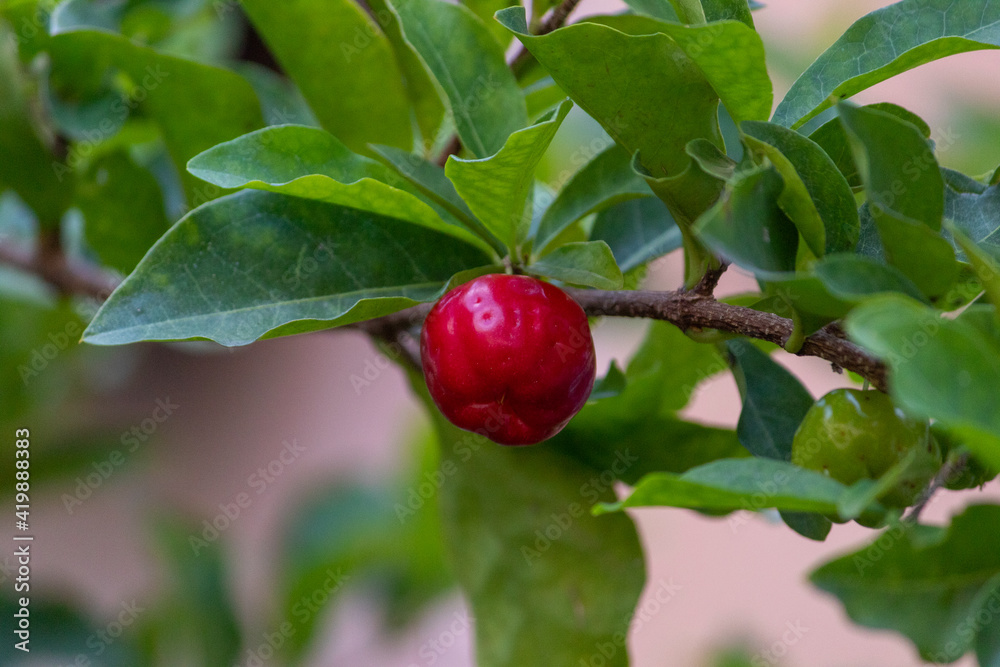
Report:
690,262,728,297
345,287,889,390
0,239,119,302
510,0,582,76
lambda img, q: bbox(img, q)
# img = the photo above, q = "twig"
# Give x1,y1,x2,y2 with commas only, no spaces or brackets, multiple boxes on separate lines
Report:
509,0,582,76
690,262,728,296
903,452,969,524
347,288,890,390
0,239,119,302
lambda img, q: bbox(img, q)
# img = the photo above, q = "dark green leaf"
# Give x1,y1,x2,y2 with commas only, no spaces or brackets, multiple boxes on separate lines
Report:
239,0,412,153
774,0,1000,128
813,253,927,304
726,339,813,461
620,0,680,20
838,102,957,297
393,0,527,158
534,144,651,253
847,295,1000,469
83,190,492,346
446,100,572,251
695,167,799,273
810,504,1000,663
590,197,683,273
742,120,859,255
371,144,479,224
589,360,627,400
528,240,624,289
462,0,517,49
701,0,755,28
187,125,491,251
945,180,1000,254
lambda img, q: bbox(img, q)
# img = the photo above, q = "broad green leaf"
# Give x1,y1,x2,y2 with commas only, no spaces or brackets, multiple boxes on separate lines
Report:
187,126,491,252
371,144,479,224
497,8,722,180
945,180,1000,253
838,102,957,297
413,375,645,667
82,190,492,346
950,225,1000,311
234,63,322,129
366,0,447,146
75,151,170,274
811,504,1000,663
758,272,853,336
239,0,411,153
726,339,813,461
808,102,933,189
695,167,799,274
527,240,624,289
462,0,517,49
0,28,71,224
446,101,572,252
590,197,683,273
534,145,652,253
392,0,527,158
596,458,868,517
742,120,859,255
620,0,680,21
47,29,264,204
813,253,927,304
847,295,1000,468
773,0,1000,128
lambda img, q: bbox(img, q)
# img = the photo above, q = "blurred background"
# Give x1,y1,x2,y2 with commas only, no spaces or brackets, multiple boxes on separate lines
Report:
2,0,1000,665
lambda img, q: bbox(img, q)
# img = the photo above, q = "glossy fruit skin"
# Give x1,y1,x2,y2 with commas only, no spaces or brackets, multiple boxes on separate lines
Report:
791,388,941,508
420,274,596,446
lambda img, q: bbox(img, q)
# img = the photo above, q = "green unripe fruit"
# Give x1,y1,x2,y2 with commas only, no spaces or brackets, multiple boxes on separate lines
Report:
791,388,941,509
933,425,1000,491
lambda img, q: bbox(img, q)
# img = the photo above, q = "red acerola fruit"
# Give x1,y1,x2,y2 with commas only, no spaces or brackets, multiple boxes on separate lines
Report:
420,274,597,446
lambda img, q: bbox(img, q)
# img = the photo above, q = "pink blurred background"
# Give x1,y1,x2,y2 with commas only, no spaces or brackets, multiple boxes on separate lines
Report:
18,0,1000,665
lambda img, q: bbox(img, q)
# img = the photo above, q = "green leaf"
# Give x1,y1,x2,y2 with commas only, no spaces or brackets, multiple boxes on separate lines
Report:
527,240,624,289
726,339,813,461
810,504,1000,663
742,120,859,255
47,29,264,204
413,375,645,667
950,225,1000,311
945,180,1000,253
813,253,928,304
695,167,799,274
590,197,683,273
187,126,491,251
75,151,170,274
392,0,527,158
82,190,492,346
534,145,652,253
620,0,680,21
773,0,1000,128
846,295,1000,469
838,102,957,297
0,28,72,224
701,0,755,28
497,9,722,179
589,360,627,400
239,0,412,153
597,458,863,516
446,100,572,252
371,144,478,223
462,0,517,49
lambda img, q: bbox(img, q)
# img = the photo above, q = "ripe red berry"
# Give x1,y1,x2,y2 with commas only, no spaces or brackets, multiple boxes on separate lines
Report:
420,274,597,446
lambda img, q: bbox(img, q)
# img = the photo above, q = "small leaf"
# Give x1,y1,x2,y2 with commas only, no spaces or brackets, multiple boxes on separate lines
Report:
742,120,859,255
392,0,527,158
589,360,627,401
773,0,1000,128
240,0,412,152
527,240,624,289
813,253,928,304
846,295,1000,469
695,167,799,274
701,0,755,28
726,339,814,461
838,102,957,297
950,225,1000,312
810,504,1000,663
534,144,652,253
446,100,572,251
590,197,683,273
597,458,873,517
83,190,492,346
